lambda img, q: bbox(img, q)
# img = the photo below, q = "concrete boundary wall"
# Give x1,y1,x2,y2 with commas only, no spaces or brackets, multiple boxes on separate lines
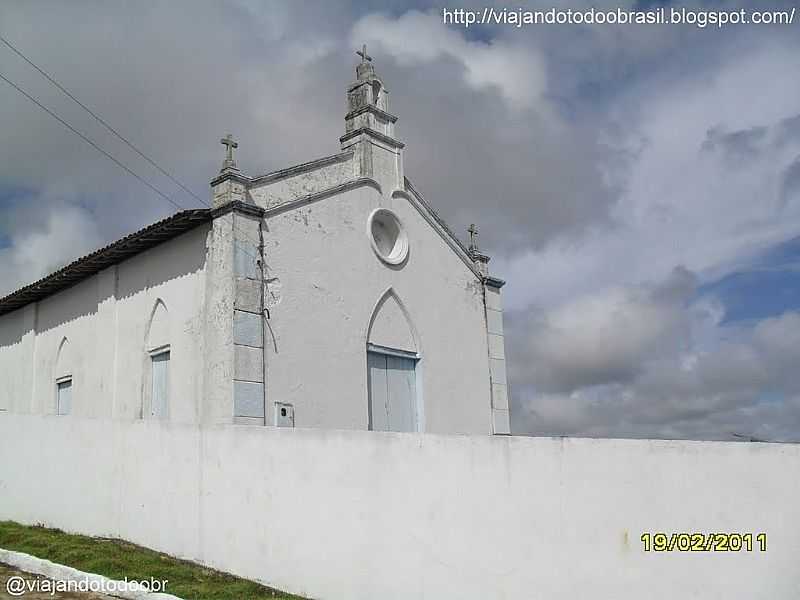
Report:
1,413,798,599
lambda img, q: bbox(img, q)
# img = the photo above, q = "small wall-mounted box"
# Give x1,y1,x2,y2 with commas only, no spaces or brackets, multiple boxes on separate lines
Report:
274,402,295,428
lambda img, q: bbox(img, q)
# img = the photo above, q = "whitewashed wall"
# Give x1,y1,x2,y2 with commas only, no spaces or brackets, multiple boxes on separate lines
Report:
0,226,210,421
256,183,492,433
1,413,797,600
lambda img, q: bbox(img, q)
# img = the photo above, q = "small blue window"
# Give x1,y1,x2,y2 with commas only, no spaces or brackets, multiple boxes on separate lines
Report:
151,350,170,418
56,379,72,415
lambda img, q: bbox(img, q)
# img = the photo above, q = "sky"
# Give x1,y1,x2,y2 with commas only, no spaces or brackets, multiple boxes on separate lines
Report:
1,1,799,441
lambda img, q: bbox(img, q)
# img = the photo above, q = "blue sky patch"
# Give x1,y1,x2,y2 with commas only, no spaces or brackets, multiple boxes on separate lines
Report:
700,236,800,324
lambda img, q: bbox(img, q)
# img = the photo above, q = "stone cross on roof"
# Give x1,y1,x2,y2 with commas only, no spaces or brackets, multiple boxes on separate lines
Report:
220,133,239,172
356,44,372,64
468,223,479,253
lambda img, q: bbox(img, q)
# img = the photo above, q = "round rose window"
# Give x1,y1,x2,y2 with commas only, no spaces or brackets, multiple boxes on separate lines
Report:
368,208,408,265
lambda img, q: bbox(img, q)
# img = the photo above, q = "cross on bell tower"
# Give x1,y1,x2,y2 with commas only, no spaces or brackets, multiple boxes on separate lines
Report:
220,133,239,173
341,45,404,189
356,44,372,64
354,42,377,82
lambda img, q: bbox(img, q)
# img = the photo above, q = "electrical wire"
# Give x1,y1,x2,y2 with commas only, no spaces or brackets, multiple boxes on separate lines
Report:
1,34,216,211
0,64,264,264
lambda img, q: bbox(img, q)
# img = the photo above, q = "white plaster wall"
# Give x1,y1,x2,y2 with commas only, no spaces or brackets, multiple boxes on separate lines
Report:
256,183,491,433
0,304,34,413
0,225,210,423
1,414,798,600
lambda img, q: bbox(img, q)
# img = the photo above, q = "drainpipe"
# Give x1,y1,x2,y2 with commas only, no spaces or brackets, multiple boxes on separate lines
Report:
258,220,268,426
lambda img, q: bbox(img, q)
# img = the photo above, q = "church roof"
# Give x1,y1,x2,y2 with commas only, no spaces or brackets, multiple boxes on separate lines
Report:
0,209,211,318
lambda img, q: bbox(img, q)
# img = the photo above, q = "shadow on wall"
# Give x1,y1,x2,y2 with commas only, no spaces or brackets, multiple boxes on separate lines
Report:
0,226,209,349
0,313,28,356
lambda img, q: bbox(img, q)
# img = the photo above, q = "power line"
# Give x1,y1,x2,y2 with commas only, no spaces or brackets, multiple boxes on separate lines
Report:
0,34,265,255
0,70,185,213
0,68,264,266
0,34,208,209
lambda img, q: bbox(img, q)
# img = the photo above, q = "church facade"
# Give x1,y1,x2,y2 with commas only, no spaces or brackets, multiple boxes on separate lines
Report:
0,52,510,435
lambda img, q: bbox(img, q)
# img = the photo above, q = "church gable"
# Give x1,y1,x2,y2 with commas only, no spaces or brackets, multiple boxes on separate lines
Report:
210,46,486,284
202,47,509,434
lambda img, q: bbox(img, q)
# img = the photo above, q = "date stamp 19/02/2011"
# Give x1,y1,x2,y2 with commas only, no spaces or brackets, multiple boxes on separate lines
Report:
640,532,767,552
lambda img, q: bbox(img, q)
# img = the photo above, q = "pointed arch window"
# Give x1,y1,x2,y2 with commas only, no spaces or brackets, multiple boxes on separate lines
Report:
366,290,422,432
55,337,72,415
146,300,170,420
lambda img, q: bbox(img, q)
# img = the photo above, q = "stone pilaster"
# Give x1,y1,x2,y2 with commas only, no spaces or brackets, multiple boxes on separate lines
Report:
472,251,490,277
205,133,269,424
210,171,249,208
485,278,511,435
229,207,266,425
202,211,236,424
203,201,269,425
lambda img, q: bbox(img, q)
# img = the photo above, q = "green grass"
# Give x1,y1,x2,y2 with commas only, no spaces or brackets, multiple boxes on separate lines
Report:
0,520,307,599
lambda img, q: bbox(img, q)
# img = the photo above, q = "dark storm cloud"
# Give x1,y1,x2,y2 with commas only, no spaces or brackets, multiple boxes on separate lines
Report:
702,125,769,164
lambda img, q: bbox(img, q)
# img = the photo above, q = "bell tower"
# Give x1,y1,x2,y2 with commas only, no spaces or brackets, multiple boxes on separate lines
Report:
340,45,405,191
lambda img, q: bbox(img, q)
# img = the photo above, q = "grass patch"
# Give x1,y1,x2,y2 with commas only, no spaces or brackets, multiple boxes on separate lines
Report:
0,520,307,599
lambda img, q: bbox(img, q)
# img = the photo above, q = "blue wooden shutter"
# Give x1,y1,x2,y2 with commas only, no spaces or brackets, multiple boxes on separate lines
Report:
368,352,389,431
151,351,170,418
368,351,417,432
386,355,416,432
57,380,72,415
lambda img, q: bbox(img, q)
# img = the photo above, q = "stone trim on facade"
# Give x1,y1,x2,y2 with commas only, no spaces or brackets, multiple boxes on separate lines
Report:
396,182,484,280
344,103,399,124
248,151,354,186
210,200,266,219
485,276,506,289
339,127,406,149
262,177,383,217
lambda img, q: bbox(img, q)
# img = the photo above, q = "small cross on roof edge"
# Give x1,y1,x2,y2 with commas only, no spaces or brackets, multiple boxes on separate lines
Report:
468,223,479,252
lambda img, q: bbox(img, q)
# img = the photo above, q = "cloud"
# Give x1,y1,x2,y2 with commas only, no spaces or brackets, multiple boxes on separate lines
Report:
497,38,800,314
350,12,619,255
0,202,102,296
513,309,800,442
351,10,547,109
499,29,800,441
511,267,695,393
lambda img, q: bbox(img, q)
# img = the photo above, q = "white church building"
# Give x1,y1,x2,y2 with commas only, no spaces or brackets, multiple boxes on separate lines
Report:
0,49,510,435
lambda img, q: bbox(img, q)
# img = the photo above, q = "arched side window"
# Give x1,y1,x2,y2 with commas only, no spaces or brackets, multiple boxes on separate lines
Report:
145,300,170,420
366,290,422,433
55,337,72,415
